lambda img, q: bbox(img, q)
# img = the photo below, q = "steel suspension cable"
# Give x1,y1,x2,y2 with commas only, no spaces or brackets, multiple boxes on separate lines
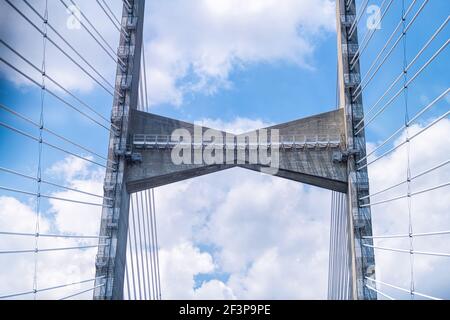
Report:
0,57,113,132
327,192,335,298
347,0,369,39
0,166,111,200
127,227,137,300
145,189,156,299
32,0,48,299
149,190,158,299
4,0,116,96
400,0,415,297
142,43,150,112
96,0,129,41
145,189,158,299
355,39,449,136
0,102,112,163
0,121,112,170
100,0,122,26
137,192,148,300
360,159,450,201
358,109,450,170
366,277,442,300
0,244,106,255
352,0,420,97
340,193,349,299
0,39,117,129
21,0,117,91
364,244,450,257
96,0,122,32
58,0,126,68
130,194,142,299
365,284,395,300
68,0,119,59
364,230,450,240
330,192,338,298
0,276,105,300
59,283,105,300
354,11,448,102
141,191,152,299
0,186,111,207
349,0,396,67
0,231,108,239
357,88,449,166
124,260,131,300
107,0,133,41
336,193,342,298
0,0,114,300
151,189,162,299
138,67,145,111
147,189,157,299
360,181,450,208
122,0,132,13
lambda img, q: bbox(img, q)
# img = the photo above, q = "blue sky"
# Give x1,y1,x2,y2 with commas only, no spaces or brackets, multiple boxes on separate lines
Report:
152,45,338,123
0,0,449,300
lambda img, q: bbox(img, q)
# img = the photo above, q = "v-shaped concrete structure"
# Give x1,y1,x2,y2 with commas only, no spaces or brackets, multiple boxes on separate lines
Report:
126,109,348,194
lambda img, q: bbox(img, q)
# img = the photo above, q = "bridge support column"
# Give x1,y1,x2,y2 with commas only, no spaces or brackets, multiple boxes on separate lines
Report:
94,0,146,300
335,0,376,300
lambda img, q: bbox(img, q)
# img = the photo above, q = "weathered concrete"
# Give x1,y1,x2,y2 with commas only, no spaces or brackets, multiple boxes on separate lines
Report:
127,110,237,192
239,109,347,192
126,109,348,193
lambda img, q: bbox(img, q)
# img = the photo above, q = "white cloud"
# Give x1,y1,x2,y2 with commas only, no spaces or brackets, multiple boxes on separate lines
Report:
198,117,273,134
144,0,335,106
0,195,100,300
368,118,450,299
193,280,236,300
47,156,92,181
0,155,103,300
155,167,331,299
153,117,450,300
158,242,235,300
227,247,327,300
1,0,448,301
0,0,121,94
47,156,104,236
1,117,449,300
0,0,335,107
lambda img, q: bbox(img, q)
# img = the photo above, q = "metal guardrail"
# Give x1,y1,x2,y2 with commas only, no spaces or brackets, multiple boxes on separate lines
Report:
132,134,342,149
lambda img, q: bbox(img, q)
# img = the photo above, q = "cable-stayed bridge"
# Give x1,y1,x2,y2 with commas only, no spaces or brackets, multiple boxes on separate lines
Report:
0,0,448,300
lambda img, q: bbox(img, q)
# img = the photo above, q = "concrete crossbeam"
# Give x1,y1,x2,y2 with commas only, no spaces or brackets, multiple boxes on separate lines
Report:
126,109,348,193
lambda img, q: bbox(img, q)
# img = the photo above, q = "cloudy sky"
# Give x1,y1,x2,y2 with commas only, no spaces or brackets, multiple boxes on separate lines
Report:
0,0,449,300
